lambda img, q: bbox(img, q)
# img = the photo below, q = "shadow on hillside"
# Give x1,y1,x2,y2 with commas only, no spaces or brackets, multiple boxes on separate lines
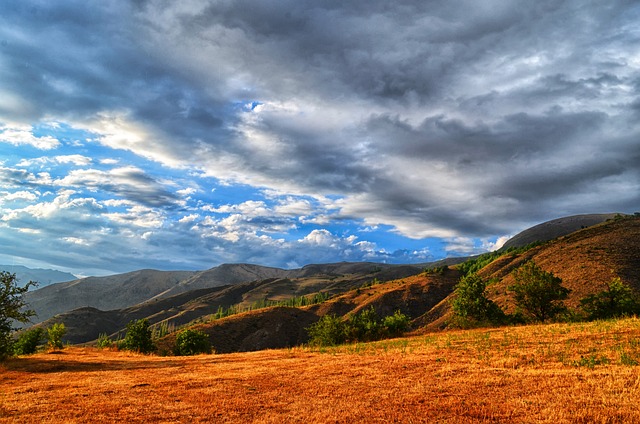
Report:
3,354,187,374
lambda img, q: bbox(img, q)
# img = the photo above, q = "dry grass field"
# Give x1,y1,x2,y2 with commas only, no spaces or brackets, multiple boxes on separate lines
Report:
3,318,640,423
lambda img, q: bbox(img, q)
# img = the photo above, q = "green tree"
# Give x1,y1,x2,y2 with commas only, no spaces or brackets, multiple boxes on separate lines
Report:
14,327,44,356
382,310,410,336
307,314,346,347
120,319,155,354
509,261,569,322
47,323,66,350
580,278,640,320
174,329,212,356
345,307,382,342
451,273,505,326
0,272,37,360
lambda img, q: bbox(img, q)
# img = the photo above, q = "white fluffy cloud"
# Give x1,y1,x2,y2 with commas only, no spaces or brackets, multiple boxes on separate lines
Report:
0,125,60,150
0,1,639,275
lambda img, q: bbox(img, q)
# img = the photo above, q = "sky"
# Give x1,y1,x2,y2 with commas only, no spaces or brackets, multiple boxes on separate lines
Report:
0,1,639,277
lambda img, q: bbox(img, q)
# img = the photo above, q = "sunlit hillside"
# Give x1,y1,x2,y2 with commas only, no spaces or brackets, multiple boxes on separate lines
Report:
3,318,640,423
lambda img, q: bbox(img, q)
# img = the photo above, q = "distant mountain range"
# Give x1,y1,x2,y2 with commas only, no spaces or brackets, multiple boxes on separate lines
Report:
0,265,77,288
22,213,636,351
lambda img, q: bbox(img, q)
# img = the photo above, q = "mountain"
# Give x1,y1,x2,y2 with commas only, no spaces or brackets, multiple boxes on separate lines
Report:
28,214,640,353
31,263,426,344
500,213,622,250
24,269,197,324
159,214,639,351
0,265,77,287
25,262,423,325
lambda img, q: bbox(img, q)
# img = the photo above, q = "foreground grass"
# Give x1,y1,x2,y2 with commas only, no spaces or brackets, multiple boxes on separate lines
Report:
3,319,640,423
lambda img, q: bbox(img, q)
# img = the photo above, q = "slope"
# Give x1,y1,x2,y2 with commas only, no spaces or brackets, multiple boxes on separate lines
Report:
422,215,640,329
34,263,425,344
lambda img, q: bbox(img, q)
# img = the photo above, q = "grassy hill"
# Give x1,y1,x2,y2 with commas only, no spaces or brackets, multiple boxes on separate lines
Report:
4,318,640,422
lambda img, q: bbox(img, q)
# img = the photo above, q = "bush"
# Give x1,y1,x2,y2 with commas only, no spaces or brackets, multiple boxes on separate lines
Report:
120,319,155,354
0,272,37,360
14,327,44,355
345,307,382,342
580,278,640,320
382,310,410,336
96,333,113,349
307,308,411,347
509,261,569,322
174,329,212,356
307,314,346,347
451,273,505,327
47,323,66,351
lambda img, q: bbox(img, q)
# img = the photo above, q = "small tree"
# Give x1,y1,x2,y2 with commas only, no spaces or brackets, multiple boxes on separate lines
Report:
307,314,346,347
47,323,66,351
580,278,640,320
345,307,382,342
174,329,212,356
14,327,44,356
120,319,155,354
96,333,114,349
451,273,505,327
382,310,410,337
509,261,569,322
0,272,37,360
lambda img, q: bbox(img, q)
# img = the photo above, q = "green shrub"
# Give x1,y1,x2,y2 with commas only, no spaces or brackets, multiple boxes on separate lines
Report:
120,319,155,354
173,329,212,356
345,307,382,342
96,333,113,349
14,327,44,355
307,314,346,347
580,278,640,320
509,261,569,322
382,310,410,336
451,273,505,327
46,323,66,351
308,308,411,347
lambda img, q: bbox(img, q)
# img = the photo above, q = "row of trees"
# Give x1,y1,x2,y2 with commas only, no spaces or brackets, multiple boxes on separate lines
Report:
306,307,410,346
452,260,640,327
97,318,212,356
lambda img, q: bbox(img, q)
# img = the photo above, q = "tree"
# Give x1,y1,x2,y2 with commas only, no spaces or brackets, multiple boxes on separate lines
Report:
345,307,382,342
120,319,155,354
509,261,569,322
0,271,37,360
580,278,640,320
47,323,66,351
174,329,212,356
382,310,410,337
307,314,346,347
451,273,505,326
14,327,44,356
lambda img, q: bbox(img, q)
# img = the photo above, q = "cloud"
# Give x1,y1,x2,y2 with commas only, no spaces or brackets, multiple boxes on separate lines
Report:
0,125,60,150
17,154,92,167
1,1,640,274
54,166,179,208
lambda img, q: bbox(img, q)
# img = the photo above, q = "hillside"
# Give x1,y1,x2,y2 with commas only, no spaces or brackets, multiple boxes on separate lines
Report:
34,263,425,344
4,319,640,423
26,214,640,353
24,269,197,324
500,213,620,249
159,214,640,351
423,215,640,329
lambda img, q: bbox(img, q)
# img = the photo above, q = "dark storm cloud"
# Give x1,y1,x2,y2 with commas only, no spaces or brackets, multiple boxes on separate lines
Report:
1,0,639,243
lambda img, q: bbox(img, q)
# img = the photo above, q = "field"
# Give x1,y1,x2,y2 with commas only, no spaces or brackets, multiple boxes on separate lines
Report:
3,319,640,423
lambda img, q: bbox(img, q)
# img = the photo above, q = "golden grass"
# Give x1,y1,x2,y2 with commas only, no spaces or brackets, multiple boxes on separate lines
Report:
3,318,640,423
